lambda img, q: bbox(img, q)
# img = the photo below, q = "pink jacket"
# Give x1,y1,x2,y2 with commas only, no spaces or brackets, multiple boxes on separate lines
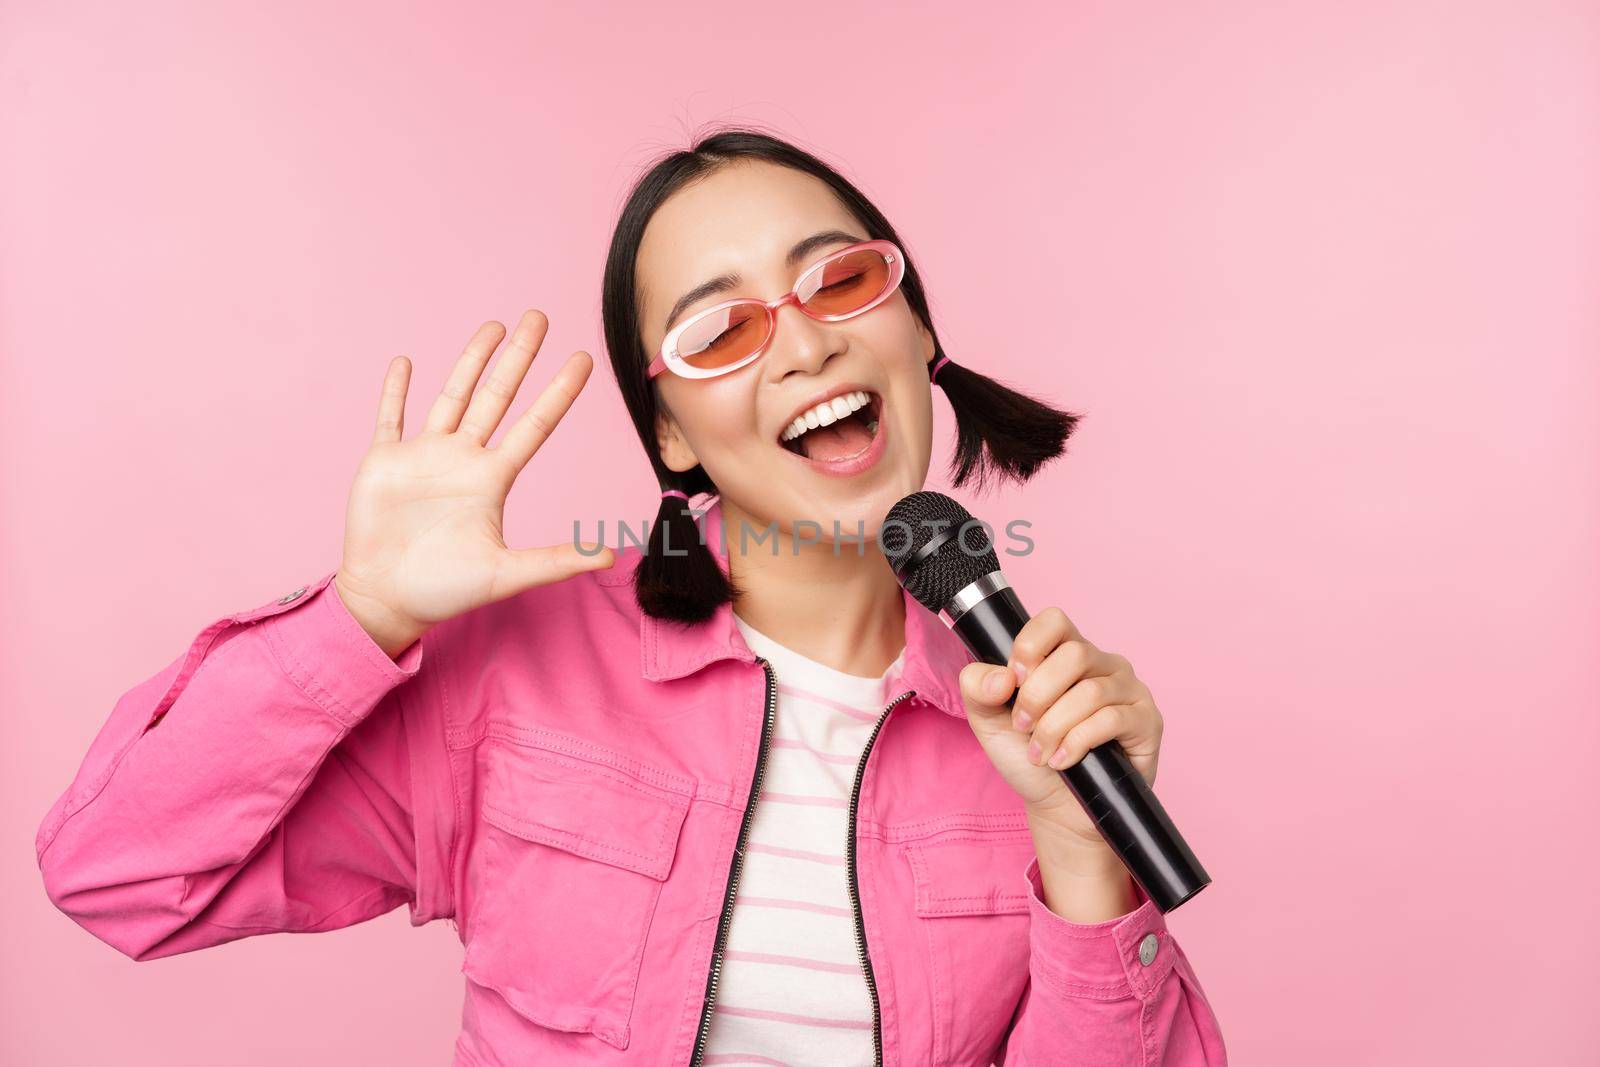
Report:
37,499,1227,1066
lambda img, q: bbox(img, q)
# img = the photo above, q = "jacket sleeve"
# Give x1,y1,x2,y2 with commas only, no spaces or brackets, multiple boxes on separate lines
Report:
35,570,457,962
993,857,1228,1066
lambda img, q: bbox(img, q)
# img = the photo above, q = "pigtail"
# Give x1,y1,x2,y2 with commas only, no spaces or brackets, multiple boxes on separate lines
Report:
634,483,738,624
930,354,1082,491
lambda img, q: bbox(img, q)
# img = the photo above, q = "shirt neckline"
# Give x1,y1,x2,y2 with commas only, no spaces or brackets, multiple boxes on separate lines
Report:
733,613,906,707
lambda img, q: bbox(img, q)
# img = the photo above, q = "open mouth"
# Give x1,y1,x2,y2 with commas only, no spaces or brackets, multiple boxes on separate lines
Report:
778,389,883,463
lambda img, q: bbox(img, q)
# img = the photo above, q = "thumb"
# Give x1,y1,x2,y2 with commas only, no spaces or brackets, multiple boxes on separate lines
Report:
959,661,1016,718
495,540,616,598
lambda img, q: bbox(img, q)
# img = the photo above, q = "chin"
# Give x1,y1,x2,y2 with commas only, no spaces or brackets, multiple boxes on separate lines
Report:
785,471,928,550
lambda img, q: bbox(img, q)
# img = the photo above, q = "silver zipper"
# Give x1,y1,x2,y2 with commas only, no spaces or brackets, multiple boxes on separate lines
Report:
847,688,917,1067
688,657,778,1067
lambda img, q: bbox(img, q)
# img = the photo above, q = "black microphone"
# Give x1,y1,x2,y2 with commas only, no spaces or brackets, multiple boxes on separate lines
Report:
883,490,1211,913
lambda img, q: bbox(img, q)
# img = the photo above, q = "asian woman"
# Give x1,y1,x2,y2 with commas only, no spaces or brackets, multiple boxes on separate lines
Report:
38,127,1226,1066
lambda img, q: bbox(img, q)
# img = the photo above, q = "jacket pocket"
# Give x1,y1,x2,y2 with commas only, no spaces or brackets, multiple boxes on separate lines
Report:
902,823,1037,1066
461,735,695,1051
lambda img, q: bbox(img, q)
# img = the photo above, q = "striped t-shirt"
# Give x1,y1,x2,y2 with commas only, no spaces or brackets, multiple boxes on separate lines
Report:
701,613,908,1067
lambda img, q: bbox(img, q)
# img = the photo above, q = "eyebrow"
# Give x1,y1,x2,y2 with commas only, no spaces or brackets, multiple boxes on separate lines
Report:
661,229,867,335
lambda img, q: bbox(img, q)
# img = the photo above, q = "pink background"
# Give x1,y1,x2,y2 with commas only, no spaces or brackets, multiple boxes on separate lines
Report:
3,2,1596,1064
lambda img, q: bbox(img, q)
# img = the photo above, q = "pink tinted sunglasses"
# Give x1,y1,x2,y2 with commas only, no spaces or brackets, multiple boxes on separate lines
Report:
647,239,906,380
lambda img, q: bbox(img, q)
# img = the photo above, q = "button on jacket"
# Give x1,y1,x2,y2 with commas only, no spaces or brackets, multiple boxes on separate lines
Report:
36,499,1228,1066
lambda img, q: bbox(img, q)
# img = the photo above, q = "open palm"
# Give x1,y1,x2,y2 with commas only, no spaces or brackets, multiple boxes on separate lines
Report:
334,311,614,657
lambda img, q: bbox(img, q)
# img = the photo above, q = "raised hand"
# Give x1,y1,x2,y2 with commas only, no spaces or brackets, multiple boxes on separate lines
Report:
333,310,614,658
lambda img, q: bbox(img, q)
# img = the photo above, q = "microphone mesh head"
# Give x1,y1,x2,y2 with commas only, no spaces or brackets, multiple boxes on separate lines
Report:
882,491,1001,613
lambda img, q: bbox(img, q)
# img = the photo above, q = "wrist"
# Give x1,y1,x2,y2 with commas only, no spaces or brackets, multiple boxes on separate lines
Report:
1027,810,1119,873
1025,798,1113,858
1025,803,1139,921
333,572,426,661
1029,838,1137,923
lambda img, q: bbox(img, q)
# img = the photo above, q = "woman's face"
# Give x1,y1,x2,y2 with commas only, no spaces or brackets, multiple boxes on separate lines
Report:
635,160,936,545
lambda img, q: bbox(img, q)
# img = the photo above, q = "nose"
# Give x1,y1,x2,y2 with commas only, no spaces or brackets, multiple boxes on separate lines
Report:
763,299,844,382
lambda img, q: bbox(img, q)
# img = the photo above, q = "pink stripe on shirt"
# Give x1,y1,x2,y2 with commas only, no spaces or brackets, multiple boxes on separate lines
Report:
760,790,848,808
776,683,882,723
770,736,859,765
733,894,854,917
744,841,846,866
715,1005,874,1031
725,949,862,974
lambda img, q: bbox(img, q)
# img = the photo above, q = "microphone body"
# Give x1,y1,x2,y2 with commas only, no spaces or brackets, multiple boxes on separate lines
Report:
943,572,1210,913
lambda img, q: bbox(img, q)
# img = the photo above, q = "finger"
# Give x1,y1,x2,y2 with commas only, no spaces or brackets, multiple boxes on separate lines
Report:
496,350,595,472
1040,704,1153,772
1013,637,1104,730
1025,674,1142,766
423,320,507,434
959,661,1017,714
490,540,616,600
1006,606,1080,688
458,310,549,446
373,356,412,444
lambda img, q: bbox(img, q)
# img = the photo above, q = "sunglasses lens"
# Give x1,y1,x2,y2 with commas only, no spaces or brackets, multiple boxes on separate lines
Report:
676,303,771,372
797,248,892,315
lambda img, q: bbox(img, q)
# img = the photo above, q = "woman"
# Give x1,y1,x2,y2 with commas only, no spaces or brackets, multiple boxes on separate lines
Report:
37,128,1227,1065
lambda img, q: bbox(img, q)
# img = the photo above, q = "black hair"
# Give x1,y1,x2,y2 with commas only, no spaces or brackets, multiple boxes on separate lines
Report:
601,125,1080,624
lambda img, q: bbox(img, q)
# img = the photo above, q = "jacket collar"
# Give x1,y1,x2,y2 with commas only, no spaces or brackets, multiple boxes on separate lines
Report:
639,497,973,718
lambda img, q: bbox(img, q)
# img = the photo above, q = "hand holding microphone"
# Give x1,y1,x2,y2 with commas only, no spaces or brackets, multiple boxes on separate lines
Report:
958,608,1163,841
884,491,1211,913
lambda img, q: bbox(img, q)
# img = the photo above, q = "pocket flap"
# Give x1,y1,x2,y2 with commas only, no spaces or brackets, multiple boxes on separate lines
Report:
905,832,1037,917
481,741,693,881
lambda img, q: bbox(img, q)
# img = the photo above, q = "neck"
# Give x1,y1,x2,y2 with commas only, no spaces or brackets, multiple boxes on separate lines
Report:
719,497,906,679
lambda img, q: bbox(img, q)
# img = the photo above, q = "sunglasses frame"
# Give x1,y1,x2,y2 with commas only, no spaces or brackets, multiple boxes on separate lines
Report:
647,238,905,380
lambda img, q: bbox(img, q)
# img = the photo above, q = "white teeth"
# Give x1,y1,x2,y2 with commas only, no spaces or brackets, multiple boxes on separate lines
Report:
780,390,876,442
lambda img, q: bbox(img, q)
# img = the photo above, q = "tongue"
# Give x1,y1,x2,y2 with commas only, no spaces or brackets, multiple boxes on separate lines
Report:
800,412,872,462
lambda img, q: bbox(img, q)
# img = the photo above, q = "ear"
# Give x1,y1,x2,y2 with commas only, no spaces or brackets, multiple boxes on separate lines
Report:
918,318,937,367
655,406,700,473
